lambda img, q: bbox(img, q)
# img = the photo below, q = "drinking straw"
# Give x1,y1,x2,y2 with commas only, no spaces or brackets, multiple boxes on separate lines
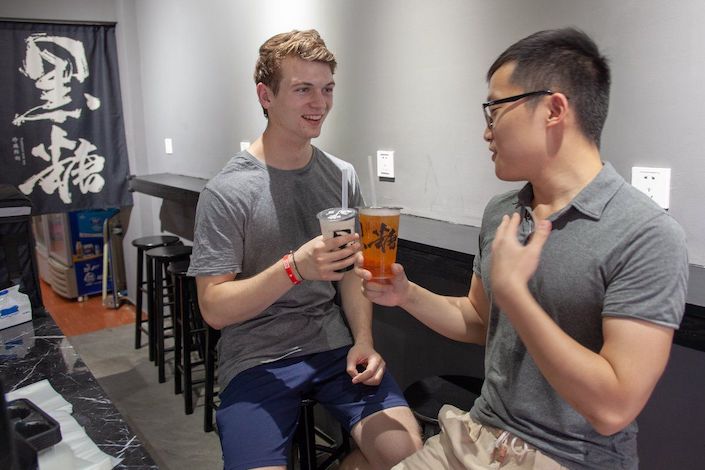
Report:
367,155,378,207
342,167,349,209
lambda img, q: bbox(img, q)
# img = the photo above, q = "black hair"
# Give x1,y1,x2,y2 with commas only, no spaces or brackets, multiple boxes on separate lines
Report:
487,28,610,147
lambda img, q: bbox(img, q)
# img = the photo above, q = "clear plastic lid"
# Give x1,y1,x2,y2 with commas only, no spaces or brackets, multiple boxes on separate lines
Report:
317,207,357,221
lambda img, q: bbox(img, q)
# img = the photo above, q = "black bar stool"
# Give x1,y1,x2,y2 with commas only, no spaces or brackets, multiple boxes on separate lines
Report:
168,260,208,414
145,244,192,383
131,235,180,359
168,260,188,397
403,375,483,441
293,398,351,470
203,324,220,433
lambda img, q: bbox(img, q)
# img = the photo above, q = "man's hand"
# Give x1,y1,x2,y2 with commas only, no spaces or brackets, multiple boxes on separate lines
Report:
355,256,412,308
293,233,360,281
346,342,386,385
490,212,551,303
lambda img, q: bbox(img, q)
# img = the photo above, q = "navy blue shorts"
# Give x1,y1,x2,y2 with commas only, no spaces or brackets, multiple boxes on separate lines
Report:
215,346,409,470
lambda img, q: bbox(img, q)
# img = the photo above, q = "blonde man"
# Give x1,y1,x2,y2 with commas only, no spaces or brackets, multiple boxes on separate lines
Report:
189,30,422,470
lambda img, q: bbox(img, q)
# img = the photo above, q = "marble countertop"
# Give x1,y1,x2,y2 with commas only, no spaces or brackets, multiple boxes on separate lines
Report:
0,314,157,469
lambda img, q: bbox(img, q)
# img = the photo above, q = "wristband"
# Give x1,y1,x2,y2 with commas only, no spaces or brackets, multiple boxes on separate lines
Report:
289,250,305,281
282,254,301,285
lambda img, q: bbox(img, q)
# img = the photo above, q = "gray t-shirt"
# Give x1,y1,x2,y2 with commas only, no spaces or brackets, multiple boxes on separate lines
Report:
470,162,688,469
187,148,365,390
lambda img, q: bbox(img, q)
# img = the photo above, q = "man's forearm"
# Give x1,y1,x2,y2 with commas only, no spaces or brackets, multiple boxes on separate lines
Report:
400,282,487,344
197,257,295,329
339,271,374,344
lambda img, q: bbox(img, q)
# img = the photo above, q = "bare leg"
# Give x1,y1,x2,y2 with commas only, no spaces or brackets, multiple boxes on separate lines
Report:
340,406,422,470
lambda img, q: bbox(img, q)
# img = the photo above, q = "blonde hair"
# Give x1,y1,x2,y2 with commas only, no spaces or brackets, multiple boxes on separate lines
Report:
254,29,337,98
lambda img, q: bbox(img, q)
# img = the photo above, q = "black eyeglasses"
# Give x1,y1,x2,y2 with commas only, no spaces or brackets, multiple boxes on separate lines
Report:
482,90,554,129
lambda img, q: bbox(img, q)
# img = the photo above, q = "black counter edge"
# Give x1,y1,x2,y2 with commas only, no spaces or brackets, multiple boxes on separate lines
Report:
128,174,200,206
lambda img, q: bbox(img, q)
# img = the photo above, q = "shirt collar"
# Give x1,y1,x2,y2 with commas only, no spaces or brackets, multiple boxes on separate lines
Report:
516,162,625,221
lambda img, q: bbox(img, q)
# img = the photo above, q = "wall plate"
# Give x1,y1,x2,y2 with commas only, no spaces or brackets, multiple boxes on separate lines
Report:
377,150,394,180
631,166,670,209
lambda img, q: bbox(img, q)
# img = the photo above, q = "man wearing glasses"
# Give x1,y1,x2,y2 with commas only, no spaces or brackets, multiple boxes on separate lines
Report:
356,28,688,469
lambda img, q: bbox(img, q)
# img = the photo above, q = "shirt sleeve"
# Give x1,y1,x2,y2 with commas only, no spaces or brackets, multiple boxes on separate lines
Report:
602,213,688,328
187,187,245,277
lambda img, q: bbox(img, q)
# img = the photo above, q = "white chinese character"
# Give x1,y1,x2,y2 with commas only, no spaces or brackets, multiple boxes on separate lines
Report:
19,125,105,203
13,33,101,126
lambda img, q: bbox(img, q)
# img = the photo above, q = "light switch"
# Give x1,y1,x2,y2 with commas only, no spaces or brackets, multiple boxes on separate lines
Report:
377,150,394,179
164,138,173,155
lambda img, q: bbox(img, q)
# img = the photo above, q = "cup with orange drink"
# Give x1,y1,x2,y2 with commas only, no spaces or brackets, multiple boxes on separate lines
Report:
358,207,401,282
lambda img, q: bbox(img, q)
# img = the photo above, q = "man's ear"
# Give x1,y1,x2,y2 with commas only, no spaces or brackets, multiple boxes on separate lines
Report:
546,92,569,127
256,82,272,110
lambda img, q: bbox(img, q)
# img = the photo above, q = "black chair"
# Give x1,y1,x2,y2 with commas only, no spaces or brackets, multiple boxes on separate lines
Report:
403,375,483,441
203,323,220,433
145,244,192,383
168,260,208,414
162,260,220,426
292,398,351,470
131,235,180,359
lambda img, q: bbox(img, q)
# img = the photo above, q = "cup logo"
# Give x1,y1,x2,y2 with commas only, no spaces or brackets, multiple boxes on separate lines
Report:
363,223,397,253
334,229,351,237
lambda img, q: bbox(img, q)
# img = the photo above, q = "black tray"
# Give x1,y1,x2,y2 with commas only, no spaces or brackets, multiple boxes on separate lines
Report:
7,398,62,468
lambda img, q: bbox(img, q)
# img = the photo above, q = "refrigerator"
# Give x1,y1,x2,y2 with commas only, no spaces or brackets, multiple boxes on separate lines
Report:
34,209,117,299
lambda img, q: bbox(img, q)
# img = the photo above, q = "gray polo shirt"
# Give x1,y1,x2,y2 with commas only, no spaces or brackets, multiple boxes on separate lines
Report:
470,162,688,469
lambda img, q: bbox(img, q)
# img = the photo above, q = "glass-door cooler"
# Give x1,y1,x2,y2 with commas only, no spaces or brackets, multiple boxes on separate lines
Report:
38,209,117,299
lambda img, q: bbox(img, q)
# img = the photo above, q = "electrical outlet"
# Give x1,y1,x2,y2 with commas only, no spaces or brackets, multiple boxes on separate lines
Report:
164,138,173,155
631,166,670,209
377,150,394,180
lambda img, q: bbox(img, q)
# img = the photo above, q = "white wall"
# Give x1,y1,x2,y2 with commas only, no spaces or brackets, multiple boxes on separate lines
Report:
112,0,705,266
2,0,704,286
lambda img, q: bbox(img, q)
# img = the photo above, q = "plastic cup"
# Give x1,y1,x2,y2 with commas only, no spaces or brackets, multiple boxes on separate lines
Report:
317,207,358,272
359,207,400,282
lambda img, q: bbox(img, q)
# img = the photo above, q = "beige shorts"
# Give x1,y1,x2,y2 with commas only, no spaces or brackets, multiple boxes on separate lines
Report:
392,405,568,470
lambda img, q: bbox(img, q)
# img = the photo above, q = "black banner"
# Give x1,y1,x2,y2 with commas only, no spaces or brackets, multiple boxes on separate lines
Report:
0,20,133,214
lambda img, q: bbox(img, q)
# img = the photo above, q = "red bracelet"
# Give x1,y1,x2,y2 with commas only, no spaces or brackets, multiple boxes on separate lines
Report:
282,254,301,285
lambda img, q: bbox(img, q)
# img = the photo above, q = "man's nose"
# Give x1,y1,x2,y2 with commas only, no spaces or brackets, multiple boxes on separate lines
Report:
310,89,326,108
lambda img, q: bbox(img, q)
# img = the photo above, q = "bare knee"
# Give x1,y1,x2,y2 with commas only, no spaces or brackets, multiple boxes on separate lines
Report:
347,406,423,469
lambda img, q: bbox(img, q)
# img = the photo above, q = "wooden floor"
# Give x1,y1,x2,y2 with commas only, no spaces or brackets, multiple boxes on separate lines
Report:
40,280,136,336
